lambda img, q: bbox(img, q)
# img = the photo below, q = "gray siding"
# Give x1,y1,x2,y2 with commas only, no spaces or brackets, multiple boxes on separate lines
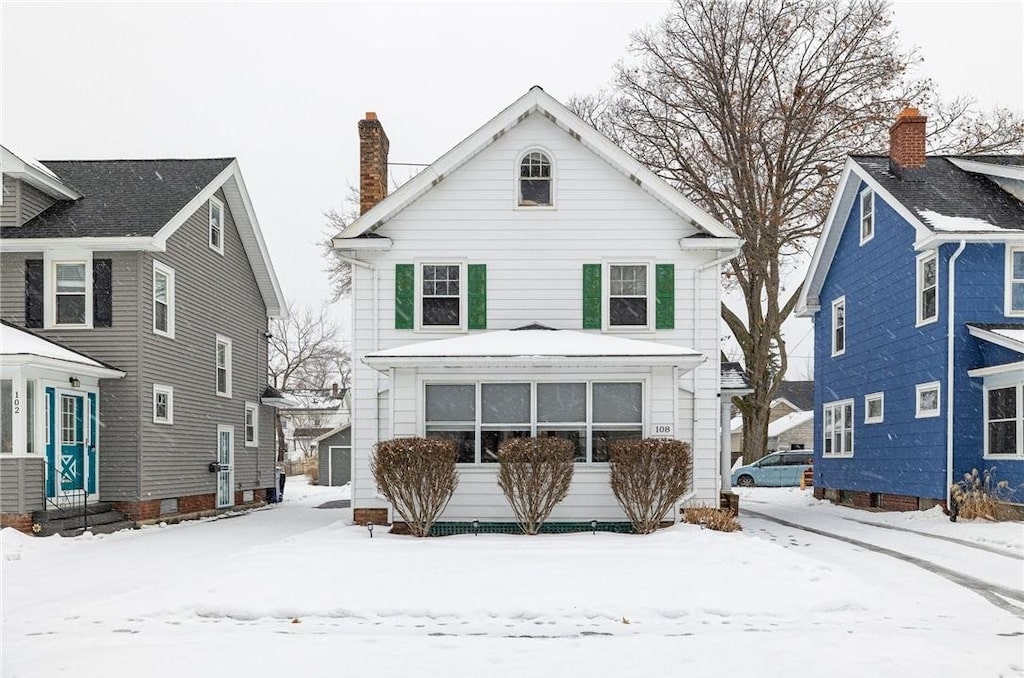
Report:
139,188,275,500
318,427,351,486
20,182,57,224
0,250,143,501
1,176,19,228
0,457,45,513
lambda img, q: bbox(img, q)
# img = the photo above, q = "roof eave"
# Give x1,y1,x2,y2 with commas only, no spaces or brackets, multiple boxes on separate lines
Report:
362,353,706,373
1,146,82,200
1,354,125,379
332,236,393,251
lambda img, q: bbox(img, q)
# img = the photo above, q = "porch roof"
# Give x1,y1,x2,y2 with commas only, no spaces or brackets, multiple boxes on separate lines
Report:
363,325,706,371
0,320,125,379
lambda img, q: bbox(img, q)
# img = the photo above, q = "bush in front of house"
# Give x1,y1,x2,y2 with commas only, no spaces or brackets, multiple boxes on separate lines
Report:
609,438,692,534
497,437,575,535
371,437,459,537
683,505,742,532
951,468,1017,521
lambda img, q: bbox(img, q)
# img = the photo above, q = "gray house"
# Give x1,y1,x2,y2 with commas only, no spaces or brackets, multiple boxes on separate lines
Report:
0,146,285,532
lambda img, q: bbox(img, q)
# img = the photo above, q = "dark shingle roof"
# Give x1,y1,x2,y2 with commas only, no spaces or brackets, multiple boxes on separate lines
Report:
775,381,814,411
851,155,1024,232
1,158,233,239
721,361,752,390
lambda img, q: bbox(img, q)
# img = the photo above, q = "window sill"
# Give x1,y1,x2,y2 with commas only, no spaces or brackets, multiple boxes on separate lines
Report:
514,204,557,211
216,391,232,399
831,350,846,358
915,412,940,419
983,454,1024,460
153,420,173,425
915,317,938,328
821,453,854,459
245,442,258,448
415,326,468,334
864,418,883,425
47,323,92,330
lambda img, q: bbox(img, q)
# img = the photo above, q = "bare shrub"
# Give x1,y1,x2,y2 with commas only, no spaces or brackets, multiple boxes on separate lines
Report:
683,505,741,533
371,437,459,537
497,437,575,534
609,438,692,534
951,468,1017,522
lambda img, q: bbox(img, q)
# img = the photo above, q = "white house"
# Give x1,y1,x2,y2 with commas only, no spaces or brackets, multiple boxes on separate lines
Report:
333,87,742,527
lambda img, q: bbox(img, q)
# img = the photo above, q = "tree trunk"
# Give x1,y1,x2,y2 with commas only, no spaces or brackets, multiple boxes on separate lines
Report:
275,411,287,465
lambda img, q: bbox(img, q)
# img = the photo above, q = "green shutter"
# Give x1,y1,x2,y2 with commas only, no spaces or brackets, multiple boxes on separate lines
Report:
395,263,414,329
656,263,675,329
583,264,602,329
468,264,487,329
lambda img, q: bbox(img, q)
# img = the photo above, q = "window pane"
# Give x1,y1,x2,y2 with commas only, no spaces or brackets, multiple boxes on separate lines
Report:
609,298,647,326
56,263,86,292
481,429,531,463
989,387,1016,420
56,295,86,324
155,302,168,332
922,288,936,319
537,428,584,462
591,428,642,462
989,421,1016,455
425,384,475,422
217,368,227,394
593,382,642,423
1014,251,1024,279
759,455,782,467
610,265,647,296
867,398,882,419
481,383,530,423
919,389,938,412
0,379,11,454
923,259,936,288
217,343,226,368
423,297,460,326
154,272,167,303
425,427,475,463
520,179,550,206
537,383,586,423
155,393,167,420
1014,282,1024,312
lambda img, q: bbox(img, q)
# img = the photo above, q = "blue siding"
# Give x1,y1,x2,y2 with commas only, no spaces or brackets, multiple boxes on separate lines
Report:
814,180,1024,503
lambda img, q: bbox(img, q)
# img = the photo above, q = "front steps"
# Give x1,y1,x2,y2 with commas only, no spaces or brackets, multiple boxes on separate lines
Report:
31,502,136,537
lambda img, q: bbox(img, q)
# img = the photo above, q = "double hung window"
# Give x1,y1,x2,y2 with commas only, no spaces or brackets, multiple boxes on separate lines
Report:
823,400,854,457
518,151,552,206
55,263,87,326
608,264,649,328
421,264,461,327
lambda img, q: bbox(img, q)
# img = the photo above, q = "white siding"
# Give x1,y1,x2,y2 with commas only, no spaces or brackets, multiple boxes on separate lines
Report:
348,112,727,516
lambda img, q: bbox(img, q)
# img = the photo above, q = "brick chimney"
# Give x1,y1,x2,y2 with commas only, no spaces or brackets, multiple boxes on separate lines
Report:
358,112,389,214
889,107,927,180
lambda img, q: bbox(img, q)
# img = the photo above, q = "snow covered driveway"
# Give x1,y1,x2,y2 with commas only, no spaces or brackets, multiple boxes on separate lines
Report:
2,481,1022,678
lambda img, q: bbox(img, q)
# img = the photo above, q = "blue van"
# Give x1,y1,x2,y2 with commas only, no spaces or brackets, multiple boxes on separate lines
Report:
731,450,813,487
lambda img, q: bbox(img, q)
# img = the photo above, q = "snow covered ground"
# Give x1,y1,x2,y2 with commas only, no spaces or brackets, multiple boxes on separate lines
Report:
2,480,1021,677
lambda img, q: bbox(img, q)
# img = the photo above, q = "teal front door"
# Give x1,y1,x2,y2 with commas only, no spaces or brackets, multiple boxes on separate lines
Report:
45,389,94,503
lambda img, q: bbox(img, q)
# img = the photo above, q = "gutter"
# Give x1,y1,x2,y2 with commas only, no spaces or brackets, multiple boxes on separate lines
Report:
946,240,966,510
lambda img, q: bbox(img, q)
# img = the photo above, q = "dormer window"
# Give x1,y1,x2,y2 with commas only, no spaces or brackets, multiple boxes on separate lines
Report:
518,151,552,206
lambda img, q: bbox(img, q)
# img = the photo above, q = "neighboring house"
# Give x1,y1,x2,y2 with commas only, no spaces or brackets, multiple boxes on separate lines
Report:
277,386,349,460
0,146,286,530
333,87,742,527
797,107,1024,510
729,380,814,461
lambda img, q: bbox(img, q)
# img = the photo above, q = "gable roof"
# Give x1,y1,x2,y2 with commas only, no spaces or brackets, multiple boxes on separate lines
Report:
0,145,82,200
0,156,285,318
335,86,739,245
2,158,233,238
798,154,1024,316
775,381,814,411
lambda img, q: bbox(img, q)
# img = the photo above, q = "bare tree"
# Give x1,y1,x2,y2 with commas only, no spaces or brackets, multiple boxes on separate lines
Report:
268,301,344,462
573,0,1024,464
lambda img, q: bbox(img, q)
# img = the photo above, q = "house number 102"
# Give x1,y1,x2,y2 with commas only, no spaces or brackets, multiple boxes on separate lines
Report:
652,424,673,436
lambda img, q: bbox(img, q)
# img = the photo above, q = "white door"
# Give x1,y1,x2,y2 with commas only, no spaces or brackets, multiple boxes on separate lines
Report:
216,426,234,508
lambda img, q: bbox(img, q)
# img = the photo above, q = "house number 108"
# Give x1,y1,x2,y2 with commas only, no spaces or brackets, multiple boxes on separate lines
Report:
652,424,673,436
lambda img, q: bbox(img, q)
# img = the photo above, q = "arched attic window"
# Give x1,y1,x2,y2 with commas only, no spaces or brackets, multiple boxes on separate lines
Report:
518,151,552,206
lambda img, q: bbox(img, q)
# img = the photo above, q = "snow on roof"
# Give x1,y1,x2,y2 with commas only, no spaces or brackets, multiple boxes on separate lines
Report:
367,327,701,360
990,327,1024,345
721,362,752,391
919,210,1004,232
0,321,123,377
767,410,814,438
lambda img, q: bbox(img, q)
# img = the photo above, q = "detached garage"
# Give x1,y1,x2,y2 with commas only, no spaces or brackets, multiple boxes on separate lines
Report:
315,426,351,487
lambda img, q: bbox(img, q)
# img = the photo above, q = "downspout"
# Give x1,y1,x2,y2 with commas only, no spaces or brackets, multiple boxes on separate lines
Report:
335,254,379,510
695,249,740,495
946,240,966,510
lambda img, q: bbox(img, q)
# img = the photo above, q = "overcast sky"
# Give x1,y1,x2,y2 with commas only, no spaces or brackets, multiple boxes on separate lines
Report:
3,0,1022,375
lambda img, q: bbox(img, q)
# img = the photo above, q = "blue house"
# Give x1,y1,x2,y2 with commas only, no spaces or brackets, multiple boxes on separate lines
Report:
797,108,1024,511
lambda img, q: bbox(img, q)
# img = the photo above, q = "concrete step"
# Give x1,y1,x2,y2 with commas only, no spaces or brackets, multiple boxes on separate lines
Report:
34,508,132,536
32,502,114,522
56,520,137,538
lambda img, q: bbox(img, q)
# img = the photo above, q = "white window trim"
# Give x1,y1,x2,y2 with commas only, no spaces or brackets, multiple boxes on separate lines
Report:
831,296,846,357
215,335,233,398
414,260,468,333
420,377,647,465
513,147,556,210
822,398,855,458
1004,245,1024,317
209,196,225,255
602,261,655,333
859,188,874,245
244,402,259,447
983,381,1024,459
915,381,941,418
43,250,93,330
864,392,884,424
153,384,173,425
916,251,938,327
152,260,175,339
